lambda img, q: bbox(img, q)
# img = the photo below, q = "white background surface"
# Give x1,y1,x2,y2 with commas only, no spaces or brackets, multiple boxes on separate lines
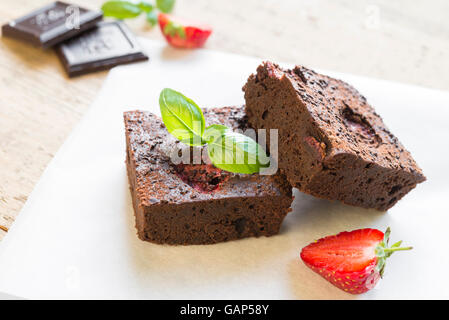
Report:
0,39,447,299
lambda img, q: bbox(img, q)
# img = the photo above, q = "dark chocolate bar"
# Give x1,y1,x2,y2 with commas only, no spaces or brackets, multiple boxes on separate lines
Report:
1,1,103,48
56,21,149,77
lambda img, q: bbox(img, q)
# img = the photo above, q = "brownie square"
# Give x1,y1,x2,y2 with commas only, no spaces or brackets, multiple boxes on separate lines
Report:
124,106,293,245
243,62,425,211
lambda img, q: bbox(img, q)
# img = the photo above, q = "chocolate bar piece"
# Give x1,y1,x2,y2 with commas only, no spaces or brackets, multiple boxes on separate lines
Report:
124,107,293,245
56,21,148,77
1,1,102,48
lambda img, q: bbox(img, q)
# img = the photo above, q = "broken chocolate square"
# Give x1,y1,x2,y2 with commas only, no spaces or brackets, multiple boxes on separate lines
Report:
56,20,148,77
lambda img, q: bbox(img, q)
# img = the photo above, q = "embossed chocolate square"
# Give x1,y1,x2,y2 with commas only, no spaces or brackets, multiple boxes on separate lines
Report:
1,1,103,48
56,21,149,77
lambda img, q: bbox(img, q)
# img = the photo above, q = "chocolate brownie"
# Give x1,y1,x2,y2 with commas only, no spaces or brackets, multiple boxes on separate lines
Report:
124,106,293,245
243,62,425,211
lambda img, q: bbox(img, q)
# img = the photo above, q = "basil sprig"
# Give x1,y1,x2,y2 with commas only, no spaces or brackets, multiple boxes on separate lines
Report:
156,0,175,13
101,0,175,25
159,88,205,146
145,10,158,26
101,1,143,19
159,89,270,174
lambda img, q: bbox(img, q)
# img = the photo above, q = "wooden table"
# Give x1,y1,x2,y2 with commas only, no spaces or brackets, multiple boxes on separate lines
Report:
1,0,448,239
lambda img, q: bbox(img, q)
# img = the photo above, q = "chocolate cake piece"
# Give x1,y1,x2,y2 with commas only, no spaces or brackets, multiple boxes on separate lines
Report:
243,62,425,211
124,106,293,245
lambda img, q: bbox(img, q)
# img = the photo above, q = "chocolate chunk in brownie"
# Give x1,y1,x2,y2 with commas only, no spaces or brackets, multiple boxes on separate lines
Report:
124,106,293,245
243,61,426,211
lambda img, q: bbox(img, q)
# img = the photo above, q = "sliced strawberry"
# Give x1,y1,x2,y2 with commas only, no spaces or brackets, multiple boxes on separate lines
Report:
158,13,212,49
300,228,412,294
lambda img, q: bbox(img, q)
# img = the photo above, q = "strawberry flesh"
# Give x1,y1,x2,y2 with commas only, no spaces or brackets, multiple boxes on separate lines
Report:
158,13,212,49
301,228,384,294
173,163,230,193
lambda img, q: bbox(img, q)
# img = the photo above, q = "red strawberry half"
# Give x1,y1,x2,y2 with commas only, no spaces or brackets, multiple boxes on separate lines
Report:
300,228,412,294
158,13,212,49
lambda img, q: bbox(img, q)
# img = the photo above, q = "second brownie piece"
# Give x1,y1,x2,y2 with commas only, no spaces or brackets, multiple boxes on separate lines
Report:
243,62,425,211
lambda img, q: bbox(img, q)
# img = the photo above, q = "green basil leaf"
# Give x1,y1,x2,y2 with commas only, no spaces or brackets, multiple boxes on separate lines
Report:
206,129,270,174
156,0,175,13
146,10,158,26
159,88,205,146
101,1,142,19
138,1,154,12
204,124,228,143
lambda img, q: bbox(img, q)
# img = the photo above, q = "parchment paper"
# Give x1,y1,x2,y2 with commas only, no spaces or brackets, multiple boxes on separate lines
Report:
0,39,447,299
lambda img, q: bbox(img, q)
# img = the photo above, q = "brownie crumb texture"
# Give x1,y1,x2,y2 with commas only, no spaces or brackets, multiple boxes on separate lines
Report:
173,163,231,193
243,61,425,211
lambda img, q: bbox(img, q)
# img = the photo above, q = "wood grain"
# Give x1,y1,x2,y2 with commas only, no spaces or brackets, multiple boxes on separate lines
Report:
1,0,448,240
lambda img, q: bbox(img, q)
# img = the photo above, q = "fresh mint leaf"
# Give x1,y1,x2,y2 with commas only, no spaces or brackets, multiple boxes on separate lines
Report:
101,1,142,19
206,129,270,174
156,0,175,13
159,88,205,146
137,1,154,12
146,10,158,26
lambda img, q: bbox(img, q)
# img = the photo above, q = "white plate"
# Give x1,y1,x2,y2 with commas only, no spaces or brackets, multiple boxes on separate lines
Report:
0,39,448,299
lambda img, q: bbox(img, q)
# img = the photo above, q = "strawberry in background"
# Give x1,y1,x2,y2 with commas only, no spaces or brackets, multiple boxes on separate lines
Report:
158,13,212,49
101,1,212,49
300,228,412,294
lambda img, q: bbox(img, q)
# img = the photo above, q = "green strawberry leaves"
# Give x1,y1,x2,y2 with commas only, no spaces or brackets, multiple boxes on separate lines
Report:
375,227,413,277
159,89,270,174
101,0,175,23
163,20,186,39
